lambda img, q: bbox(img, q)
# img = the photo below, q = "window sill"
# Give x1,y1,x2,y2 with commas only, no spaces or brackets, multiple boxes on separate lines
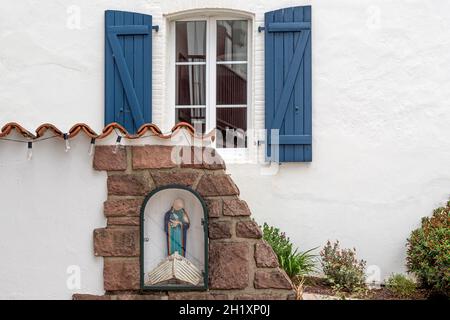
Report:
215,147,251,164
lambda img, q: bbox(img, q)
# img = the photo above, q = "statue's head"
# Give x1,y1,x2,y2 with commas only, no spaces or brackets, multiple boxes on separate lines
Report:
173,198,184,211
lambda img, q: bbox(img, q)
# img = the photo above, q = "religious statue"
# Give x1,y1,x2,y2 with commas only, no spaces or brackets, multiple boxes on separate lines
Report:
164,198,190,257
146,197,202,286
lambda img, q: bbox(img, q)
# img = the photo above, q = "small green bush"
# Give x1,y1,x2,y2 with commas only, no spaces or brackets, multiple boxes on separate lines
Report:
406,201,450,296
262,223,316,279
320,240,367,292
385,274,417,298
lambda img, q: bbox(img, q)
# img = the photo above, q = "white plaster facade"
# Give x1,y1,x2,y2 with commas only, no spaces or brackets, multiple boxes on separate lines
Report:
0,0,449,299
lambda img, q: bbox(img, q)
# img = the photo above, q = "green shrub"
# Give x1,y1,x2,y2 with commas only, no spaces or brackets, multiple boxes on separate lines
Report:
262,223,316,278
406,201,450,296
320,240,367,292
385,274,417,298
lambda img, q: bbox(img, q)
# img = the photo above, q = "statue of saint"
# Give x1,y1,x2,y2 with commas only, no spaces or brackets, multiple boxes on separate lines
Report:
164,198,190,257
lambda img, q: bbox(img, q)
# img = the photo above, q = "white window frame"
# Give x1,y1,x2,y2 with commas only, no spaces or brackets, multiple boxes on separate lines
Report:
168,14,253,153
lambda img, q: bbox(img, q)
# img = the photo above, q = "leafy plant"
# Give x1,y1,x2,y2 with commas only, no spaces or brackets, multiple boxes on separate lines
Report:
406,201,450,296
320,240,367,293
262,223,317,279
385,274,417,298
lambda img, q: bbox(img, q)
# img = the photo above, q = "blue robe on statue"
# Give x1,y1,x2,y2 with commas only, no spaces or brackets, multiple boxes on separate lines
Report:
164,208,189,257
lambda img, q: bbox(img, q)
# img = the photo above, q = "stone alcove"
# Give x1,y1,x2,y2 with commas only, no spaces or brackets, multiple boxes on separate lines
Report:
141,184,209,290
73,145,294,300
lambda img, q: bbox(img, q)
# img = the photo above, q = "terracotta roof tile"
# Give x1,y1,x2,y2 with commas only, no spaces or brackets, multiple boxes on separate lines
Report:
0,122,214,141
35,123,64,138
0,122,35,139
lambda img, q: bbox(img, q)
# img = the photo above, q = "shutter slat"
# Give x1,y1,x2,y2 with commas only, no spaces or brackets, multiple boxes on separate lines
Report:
134,13,144,134
143,14,152,123
274,9,284,160
113,11,124,127
105,11,115,125
283,7,294,161
303,6,312,161
294,6,305,161
105,10,152,133
124,12,135,132
264,6,312,162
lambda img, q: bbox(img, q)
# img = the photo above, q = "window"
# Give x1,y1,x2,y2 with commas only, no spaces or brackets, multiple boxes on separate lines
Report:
173,17,250,148
175,21,207,132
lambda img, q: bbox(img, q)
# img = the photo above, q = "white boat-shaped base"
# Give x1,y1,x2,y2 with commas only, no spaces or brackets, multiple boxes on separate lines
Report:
145,252,203,286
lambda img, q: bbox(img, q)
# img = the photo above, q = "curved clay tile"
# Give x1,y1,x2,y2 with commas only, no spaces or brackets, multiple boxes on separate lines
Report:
35,123,64,138
134,123,163,139
68,123,98,139
170,122,215,140
96,122,128,139
0,122,215,142
0,122,35,139
172,121,195,134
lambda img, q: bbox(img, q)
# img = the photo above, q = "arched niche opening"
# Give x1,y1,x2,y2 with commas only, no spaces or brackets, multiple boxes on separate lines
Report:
140,184,208,291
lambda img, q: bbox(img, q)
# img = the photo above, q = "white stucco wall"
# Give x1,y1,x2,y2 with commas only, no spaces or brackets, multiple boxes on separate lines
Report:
0,134,107,299
0,0,449,299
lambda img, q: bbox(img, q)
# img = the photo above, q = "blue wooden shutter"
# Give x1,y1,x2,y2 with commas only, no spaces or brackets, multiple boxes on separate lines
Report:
265,6,312,162
105,10,152,133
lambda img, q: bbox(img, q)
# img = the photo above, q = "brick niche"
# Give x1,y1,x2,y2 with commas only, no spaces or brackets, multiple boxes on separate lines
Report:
73,145,294,300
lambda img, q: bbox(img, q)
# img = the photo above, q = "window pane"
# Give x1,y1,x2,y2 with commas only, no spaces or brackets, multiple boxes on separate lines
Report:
216,64,247,105
176,65,206,105
176,108,206,133
216,107,247,148
216,20,247,62
176,21,206,62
